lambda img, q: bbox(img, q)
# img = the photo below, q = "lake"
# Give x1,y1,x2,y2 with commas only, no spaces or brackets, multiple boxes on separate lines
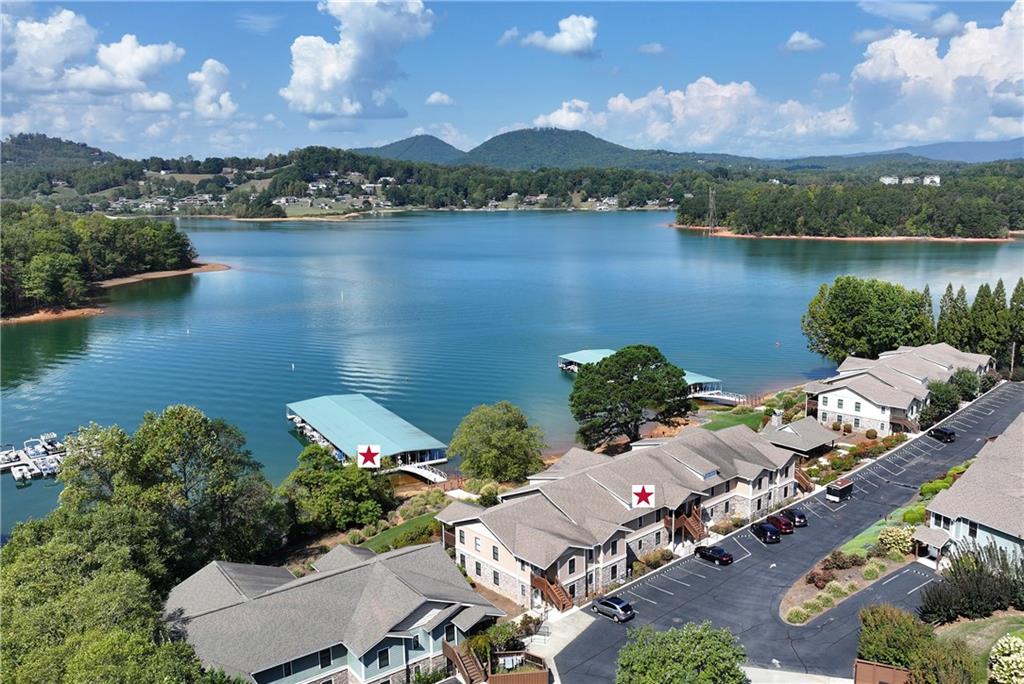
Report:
3,211,1022,533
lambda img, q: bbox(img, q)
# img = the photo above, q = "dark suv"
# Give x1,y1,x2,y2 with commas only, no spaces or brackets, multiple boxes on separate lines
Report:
751,522,781,543
779,507,808,527
591,596,635,622
766,514,794,534
928,426,956,443
695,545,734,565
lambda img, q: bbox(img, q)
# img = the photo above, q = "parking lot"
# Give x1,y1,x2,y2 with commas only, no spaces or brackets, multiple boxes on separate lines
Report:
554,381,1024,682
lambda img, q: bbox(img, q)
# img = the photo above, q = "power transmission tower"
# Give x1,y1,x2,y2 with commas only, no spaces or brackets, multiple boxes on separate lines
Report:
706,187,717,228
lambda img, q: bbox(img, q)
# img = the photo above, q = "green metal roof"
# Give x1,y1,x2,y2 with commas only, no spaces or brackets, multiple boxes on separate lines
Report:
558,349,617,365
286,394,446,457
685,371,722,386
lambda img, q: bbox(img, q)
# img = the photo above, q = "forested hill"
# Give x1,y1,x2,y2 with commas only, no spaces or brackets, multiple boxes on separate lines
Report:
353,134,467,164
1,133,120,169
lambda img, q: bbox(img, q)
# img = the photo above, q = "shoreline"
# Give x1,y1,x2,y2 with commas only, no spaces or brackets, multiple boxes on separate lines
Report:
671,224,1016,243
1,262,230,325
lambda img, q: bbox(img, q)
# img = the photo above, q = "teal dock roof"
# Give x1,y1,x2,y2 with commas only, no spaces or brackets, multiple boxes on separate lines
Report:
286,394,446,457
685,371,722,386
559,349,617,365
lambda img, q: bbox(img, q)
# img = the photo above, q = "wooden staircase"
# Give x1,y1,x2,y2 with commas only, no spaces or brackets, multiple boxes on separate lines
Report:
795,467,814,493
443,640,486,684
531,573,573,612
680,507,707,541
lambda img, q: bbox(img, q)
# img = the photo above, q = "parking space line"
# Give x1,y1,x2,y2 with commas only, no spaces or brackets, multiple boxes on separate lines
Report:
858,477,879,488
627,590,657,605
882,568,912,586
907,579,934,595
647,583,674,596
732,537,753,563
663,575,691,587
874,460,904,476
676,566,707,579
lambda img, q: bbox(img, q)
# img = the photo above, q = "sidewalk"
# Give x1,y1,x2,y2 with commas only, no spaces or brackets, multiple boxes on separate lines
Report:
744,666,853,684
524,609,596,683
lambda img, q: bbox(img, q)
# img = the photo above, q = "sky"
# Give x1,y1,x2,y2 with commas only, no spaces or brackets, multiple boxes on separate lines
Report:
1,1,1021,160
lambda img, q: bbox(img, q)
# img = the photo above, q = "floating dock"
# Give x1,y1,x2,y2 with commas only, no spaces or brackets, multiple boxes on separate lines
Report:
286,394,448,480
557,349,616,372
3,433,67,482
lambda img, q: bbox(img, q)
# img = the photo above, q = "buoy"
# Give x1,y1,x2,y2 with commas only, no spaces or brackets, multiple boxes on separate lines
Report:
186,328,190,335
291,363,295,371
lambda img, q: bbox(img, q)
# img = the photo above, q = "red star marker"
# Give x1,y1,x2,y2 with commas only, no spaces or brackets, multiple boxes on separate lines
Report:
357,444,381,468
632,484,655,508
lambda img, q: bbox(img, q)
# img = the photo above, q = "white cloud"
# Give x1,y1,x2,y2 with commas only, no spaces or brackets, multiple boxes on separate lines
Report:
497,27,518,46
858,2,936,24
930,12,962,37
533,98,607,130
279,0,433,120
818,72,841,85
236,12,281,35
96,34,184,82
784,31,825,51
425,90,455,106
188,59,238,119
852,26,895,43
638,42,664,54
1,9,97,89
522,15,597,56
129,91,174,112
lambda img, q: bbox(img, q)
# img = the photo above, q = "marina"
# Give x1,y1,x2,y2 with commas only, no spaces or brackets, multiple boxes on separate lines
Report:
2,433,67,483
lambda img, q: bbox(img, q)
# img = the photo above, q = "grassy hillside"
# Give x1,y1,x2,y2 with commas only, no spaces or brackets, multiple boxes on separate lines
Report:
353,134,466,164
1,133,120,170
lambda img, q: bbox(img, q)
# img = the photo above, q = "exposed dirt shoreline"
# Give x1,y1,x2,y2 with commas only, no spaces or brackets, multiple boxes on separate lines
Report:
1,262,230,325
671,223,1016,243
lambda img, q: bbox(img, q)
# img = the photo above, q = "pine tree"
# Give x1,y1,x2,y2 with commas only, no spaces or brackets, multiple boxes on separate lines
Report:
919,284,935,342
971,283,1001,358
936,284,956,344
937,284,972,351
990,279,1012,367
1009,278,1024,372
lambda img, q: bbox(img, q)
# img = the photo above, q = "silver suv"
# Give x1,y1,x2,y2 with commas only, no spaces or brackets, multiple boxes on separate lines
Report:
591,596,635,622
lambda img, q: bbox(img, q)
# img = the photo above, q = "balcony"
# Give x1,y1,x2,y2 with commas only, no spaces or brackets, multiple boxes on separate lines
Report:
489,651,550,684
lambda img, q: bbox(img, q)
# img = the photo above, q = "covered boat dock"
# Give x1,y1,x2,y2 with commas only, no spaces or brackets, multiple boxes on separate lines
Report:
286,394,448,477
558,349,616,372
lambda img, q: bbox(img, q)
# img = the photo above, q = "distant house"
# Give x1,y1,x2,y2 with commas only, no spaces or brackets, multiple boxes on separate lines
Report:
923,175,941,186
901,176,921,185
804,343,993,435
166,544,503,684
767,178,782,185
915,412,1024,564
761,415,837,461
879,176,899,185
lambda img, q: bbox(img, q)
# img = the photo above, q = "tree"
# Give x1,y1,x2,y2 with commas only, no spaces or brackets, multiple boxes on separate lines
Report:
949,368,980,401
280,445,396,534
1009,277,1024,372
801,276,934,364
857,604,935,669
615,623,746,684
22,252,86,307
936,283,973,350
449,401,546,482
569,345,691,448
919,380,960,429
971,282,1010,361
919,284,935,340
908,638,978,684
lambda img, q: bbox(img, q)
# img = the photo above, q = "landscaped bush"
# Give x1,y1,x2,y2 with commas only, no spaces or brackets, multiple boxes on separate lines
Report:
639,548,674,570
730,405,753,415
806,569,836,589
347,530,365,544
786,608,809,624
822,550,867,570
710,520,736,535
865,428,878,440
817,594,834,608
858,604,935,669
825,581,848,599
919,479,952,498
862,566,880,580
847,581,859,592
631,561,650,577
919,543,1024,624
881,433,908,449
981,370,1001,393
412,668,449,684
478,490,500,507
989,634,1024,684
902,504,926,524
887,549,906,563
843,423,853,434
878,525,915,555
909,638,978,684
803,599,822,613
831,421,841,431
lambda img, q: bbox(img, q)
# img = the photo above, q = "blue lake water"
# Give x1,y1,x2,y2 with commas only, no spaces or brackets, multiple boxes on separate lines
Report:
3,210,1022,532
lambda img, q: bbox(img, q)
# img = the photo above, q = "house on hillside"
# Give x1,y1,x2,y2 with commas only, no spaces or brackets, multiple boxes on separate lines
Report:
165,543,502,684
804,343,992,436
879,176,899,185
923,175,941,186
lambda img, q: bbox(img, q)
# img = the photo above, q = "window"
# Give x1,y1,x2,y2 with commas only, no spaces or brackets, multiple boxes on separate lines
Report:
637,539,644,551
881,423,887,432
282,662,292,677
568,558,576,574
445,624,456,643
492,546,499,561
881,407,887,414
610,540,618,555
459,554,465,568
475,561,481,576
474,537,480,551
854,401,861,412
783,486,788,498
655,531,661,546
493,571,500,586
969,521,978,538
757,499,763,511
377,648,390,669
724,501,730,513
521,583,526,596
724,481,730,492
587,549,593,563
782,465,790,478
755,477,762,491
611,565,618,580
854,417,861,428
319,649,332,668
821,411,828,422
458,530,465,544
519,560,527,572
837,398,844,409
569,583,576,598
412,636,422,651
414,665,421,676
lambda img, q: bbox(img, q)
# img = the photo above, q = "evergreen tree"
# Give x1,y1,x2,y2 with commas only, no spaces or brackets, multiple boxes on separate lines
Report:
971,282,1010,363
1009,277,1024,372
936,284,972,351
920,284,935,341
990,279,1012,367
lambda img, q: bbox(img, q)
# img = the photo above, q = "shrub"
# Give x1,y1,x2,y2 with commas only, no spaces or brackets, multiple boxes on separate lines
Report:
919,479,952,498
909,637,977,684
518,614,543,638
887,549,906,563
710,520,736,535
919,543,1023,624
803,599,822,613
825,581,848,598
865,428,878,440
631,561,649,577
817,594,834,608
463,478,484,494
730,405,753,415
847,581,859,592
867,544,888,559
990,635,1024,684
806,569,836,589
843,423,853,434
639,548,674,570
881,433,908,449
478,490,500,507
863,566,880,580
981,370,1001,393
831,421,841,431
787,608,809,624
902,504,926,524
950,368,980,401
822,550,867,570
857,604,935,669
347,530,365,544
878,526,915,555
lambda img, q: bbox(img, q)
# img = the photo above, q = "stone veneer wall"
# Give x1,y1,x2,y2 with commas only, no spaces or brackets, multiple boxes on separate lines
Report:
463,554,527,605
362,653,448,684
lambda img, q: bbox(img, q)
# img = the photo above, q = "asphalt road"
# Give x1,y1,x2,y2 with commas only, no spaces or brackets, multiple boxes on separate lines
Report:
555,381,1024,682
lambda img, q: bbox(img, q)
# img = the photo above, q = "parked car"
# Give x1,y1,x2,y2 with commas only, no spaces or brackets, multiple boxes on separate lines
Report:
928,426,956,443
751,522,781,543
766,514,795,534
591,596,635,622
695,545,734,565
779,507,808,527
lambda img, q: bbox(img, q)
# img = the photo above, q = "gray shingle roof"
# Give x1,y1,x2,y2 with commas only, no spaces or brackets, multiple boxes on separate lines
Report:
312,544,376,572
762,416,837,453
434,499,486,525
165,561,295,621
928,412,1024,539
168,544,502,679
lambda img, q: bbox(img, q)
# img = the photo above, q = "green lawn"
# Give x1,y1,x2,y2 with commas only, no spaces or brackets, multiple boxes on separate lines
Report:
937,611,1024,681
360,512,437,553
701,412,763,432
839,503,917,557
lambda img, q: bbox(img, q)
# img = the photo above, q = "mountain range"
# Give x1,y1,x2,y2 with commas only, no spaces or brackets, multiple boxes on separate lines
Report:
352,128,1024,172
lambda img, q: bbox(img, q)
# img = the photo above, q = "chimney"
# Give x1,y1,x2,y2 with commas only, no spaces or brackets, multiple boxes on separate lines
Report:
771,409,783,428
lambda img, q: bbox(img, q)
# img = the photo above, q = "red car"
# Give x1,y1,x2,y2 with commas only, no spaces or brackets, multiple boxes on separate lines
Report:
766,514,794,534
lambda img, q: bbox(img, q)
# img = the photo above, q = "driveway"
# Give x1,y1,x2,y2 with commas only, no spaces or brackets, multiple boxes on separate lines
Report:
554,381,1024,682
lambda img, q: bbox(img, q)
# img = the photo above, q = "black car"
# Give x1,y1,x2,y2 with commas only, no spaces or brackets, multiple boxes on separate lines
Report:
751,522,781,543
695,545,734,565
928,426,957,443
591,596,635,622
779,507,808,527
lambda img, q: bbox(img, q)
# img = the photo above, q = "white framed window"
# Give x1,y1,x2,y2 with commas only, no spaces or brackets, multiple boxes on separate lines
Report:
458,530,465,544
445,624,456,642
492,545,499,561
377,648,390,668
821,411,828,422
492,571,500,586
837,398,844,409
854,401,861,412
611,565,618,580
854,417,860,428
474,537,480,551
821,396,828,406
568,558,576,574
